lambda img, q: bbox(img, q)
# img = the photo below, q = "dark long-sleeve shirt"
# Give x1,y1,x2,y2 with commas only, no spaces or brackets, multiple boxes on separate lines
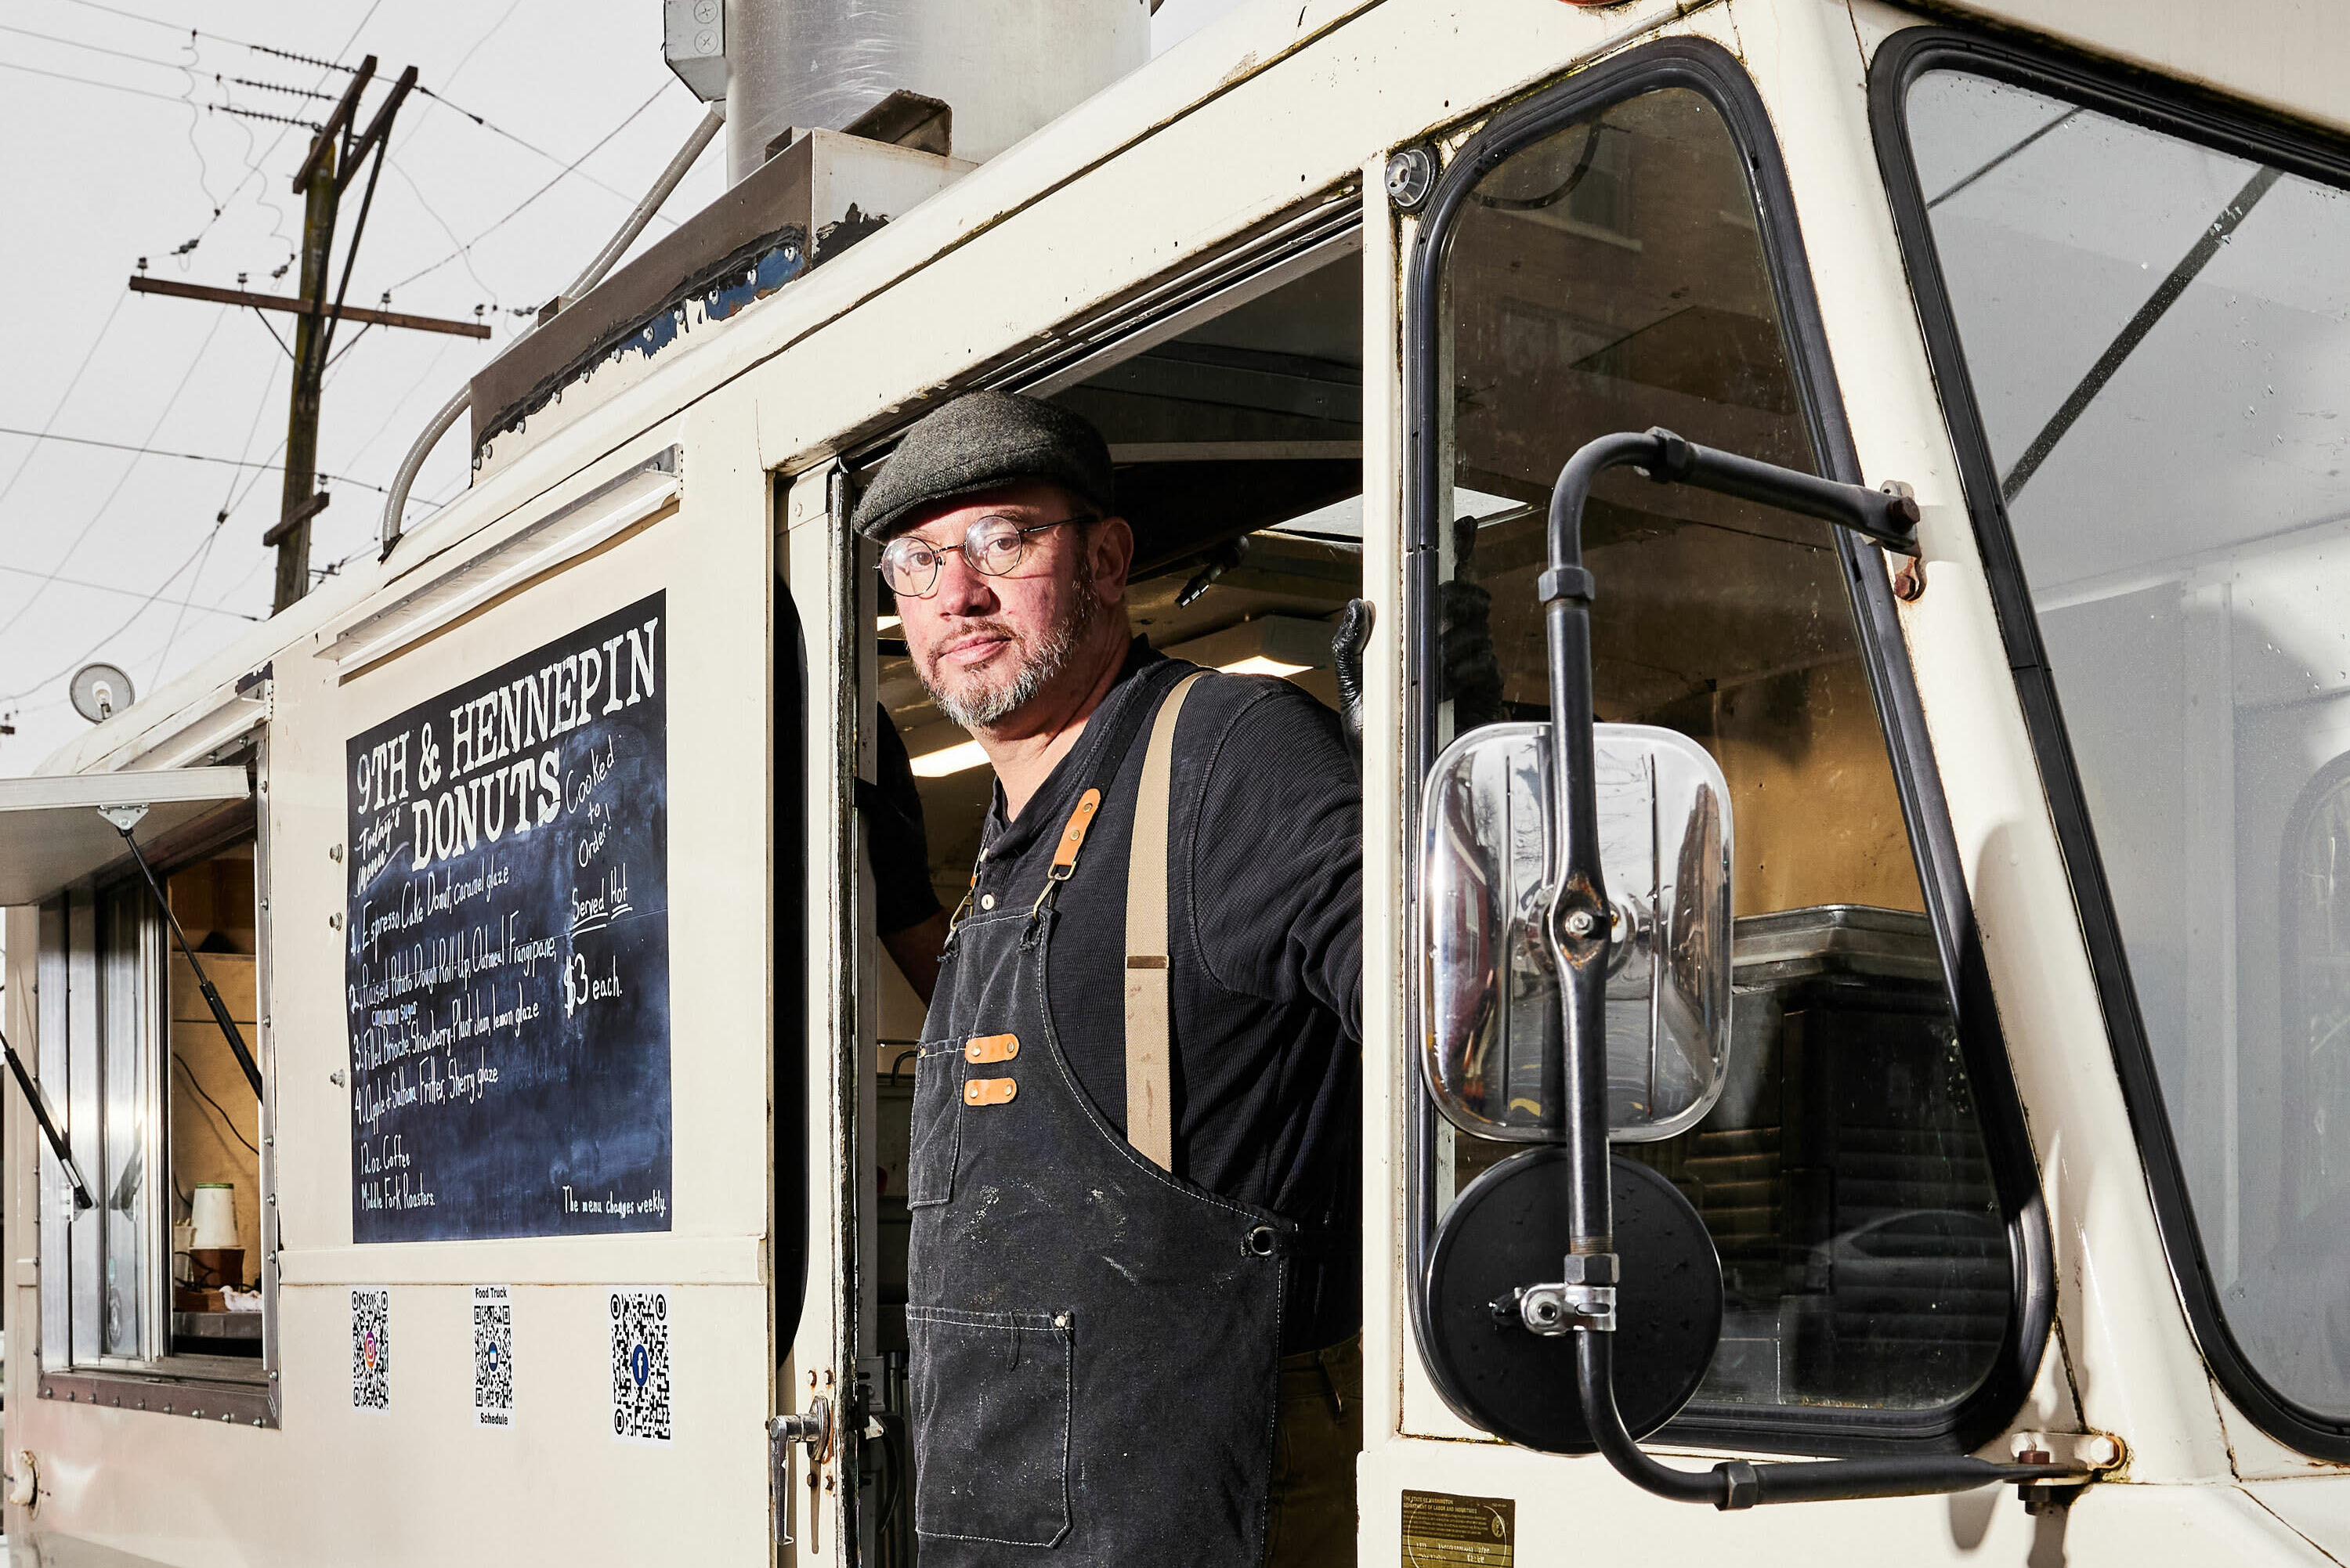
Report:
952,638,1362,1351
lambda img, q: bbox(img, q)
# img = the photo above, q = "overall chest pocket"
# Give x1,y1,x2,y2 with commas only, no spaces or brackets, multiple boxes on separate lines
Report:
907,1306,1074,1548
906,1039,964,1209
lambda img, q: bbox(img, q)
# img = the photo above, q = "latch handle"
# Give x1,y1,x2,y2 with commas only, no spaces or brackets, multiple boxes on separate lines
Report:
768,1396,832,1544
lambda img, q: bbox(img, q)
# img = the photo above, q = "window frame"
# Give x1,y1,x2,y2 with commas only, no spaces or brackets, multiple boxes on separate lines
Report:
1869,22,2350,1461
34,768,280,1428
1401,34,2053,1454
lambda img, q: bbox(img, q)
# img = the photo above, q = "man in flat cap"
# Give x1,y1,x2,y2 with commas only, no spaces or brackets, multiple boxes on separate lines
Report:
866,390,1362,1566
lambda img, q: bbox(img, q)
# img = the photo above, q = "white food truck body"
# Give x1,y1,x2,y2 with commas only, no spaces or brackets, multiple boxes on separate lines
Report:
5,0,2350,1561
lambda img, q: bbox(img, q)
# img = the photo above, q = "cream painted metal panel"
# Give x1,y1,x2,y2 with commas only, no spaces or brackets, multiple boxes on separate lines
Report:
783,461,855,1564
8,424,776,1562
1923,0,2350,139
0,768,250,907
1836,0,2244,1483
1358,1432,2340,1566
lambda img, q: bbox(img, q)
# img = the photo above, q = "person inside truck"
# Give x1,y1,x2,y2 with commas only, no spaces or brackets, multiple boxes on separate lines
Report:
859,389,1365,1566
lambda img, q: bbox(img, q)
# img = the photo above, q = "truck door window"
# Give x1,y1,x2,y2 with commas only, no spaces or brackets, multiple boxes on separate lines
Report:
1886,49,2350,1435
1412,68,2022,1429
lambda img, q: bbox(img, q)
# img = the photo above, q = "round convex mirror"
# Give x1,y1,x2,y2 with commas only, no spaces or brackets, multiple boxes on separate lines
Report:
1423,1149,1722,1452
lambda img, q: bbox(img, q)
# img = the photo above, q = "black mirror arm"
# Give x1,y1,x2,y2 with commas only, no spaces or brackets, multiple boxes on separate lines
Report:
1538,428,2084,1508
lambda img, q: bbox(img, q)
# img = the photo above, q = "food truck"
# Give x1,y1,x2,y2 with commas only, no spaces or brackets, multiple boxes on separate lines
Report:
5,0,2350,1559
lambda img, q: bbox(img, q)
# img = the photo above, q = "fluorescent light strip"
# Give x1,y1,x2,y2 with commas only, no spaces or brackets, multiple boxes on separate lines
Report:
910,739,989,778
1217,655,1311,678
878,614,902,630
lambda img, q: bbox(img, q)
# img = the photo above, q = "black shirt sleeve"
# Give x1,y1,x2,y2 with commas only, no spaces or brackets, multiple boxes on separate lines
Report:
870,706,945,936
1184,681,1362,1037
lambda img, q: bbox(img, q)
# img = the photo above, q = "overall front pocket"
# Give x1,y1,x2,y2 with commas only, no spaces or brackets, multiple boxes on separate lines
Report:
906,1306,1074,1548
906,1039,964,1208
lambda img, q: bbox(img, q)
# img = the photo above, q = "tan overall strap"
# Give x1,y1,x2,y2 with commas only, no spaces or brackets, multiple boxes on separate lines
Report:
1124,670,1207,1170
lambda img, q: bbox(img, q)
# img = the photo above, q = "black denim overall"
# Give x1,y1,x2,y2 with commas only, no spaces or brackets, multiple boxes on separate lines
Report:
905,665,1294,1566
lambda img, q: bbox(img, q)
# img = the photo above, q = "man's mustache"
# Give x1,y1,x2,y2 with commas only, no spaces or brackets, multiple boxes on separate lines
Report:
916,618,1025,677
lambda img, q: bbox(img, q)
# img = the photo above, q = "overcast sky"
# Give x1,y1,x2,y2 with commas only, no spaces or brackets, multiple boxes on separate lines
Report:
0,0,1245,775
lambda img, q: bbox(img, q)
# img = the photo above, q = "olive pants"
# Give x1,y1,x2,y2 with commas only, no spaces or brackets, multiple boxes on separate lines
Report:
1266,1333,1365,1567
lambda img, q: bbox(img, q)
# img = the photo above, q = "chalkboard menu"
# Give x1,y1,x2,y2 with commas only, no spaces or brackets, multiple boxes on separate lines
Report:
344,592,671,1242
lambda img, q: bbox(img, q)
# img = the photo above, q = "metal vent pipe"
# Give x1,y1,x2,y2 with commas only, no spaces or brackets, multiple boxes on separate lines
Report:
721,0,1150,179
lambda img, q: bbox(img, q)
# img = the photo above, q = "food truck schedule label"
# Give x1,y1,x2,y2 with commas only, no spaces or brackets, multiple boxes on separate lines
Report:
343,592,672,1241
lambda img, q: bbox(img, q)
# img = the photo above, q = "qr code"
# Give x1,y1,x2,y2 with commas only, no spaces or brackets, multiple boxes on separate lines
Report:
350,1288,390,1413
473,1284,514,1429
609,1288,672,1443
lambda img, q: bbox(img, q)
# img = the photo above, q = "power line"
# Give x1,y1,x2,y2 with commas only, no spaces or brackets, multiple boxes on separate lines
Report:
413,85,670,213
436,0,521,91
0,57,187,105
0,307,226,638
0,291,128,513
389,81,676,292
212,102,321,132
0,560,258,622
230,75,337,101
0,514,243,703
245,40,356,74
0,425,396,494
157,361,286,677
385,157,506,309
61,0,209,37
0,21,193,72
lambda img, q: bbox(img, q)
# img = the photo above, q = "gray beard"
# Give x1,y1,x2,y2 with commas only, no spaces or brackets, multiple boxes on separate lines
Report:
924,576,1101,730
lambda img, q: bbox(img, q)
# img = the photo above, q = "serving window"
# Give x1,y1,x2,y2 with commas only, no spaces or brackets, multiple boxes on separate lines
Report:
33,771,276,1422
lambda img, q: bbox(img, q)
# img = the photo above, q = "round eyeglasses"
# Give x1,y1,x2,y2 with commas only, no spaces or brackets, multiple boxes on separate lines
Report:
878,513,1095,598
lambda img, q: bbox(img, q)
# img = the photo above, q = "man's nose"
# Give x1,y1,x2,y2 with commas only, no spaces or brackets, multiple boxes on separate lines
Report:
928,549,999,616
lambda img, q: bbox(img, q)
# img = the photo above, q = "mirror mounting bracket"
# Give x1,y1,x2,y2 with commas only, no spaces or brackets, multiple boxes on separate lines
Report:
1534,427,2084,1511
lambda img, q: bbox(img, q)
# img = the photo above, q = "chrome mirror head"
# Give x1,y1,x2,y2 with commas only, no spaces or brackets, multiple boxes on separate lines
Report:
1420,721,1734,1143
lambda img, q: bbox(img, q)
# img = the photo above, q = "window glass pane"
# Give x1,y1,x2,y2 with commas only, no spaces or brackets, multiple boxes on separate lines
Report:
38,896,72,1370
65,891,100,1363
1906,68,2350,1416
167,845,263,1360
1430,86,2011,1411
98,885,148,1359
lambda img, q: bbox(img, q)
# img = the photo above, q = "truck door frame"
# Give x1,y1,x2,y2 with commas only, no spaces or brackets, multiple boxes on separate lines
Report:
1397,32,2056,1456
806,183,1373,1557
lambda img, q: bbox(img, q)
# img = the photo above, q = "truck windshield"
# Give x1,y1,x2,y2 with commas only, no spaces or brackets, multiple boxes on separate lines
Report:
1904,68,2350,1417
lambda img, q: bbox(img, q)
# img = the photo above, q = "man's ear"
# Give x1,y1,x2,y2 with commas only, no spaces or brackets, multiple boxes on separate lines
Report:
1089,515,1136,605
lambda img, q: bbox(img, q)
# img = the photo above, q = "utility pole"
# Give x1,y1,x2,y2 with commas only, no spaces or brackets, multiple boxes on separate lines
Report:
127,55,490,613
277,135,341,612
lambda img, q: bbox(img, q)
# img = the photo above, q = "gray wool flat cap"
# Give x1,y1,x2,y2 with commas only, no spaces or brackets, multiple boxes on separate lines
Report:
851,390,1115,540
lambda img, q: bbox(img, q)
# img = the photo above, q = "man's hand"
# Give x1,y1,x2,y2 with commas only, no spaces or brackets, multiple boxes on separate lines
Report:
1332,598,1373,753
1438,578,1507,732
1329,583,1508,752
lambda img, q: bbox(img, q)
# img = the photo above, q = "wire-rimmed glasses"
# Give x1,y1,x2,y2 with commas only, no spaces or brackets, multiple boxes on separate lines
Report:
878,514,1095,598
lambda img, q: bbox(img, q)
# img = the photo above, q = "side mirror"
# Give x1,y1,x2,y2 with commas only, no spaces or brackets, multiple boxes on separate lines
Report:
1421,721,1733,1143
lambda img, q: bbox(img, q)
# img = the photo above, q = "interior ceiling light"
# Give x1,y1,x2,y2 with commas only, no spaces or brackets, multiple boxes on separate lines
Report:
911,739,989,778
878,614,902,630
1216,654,1312,678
